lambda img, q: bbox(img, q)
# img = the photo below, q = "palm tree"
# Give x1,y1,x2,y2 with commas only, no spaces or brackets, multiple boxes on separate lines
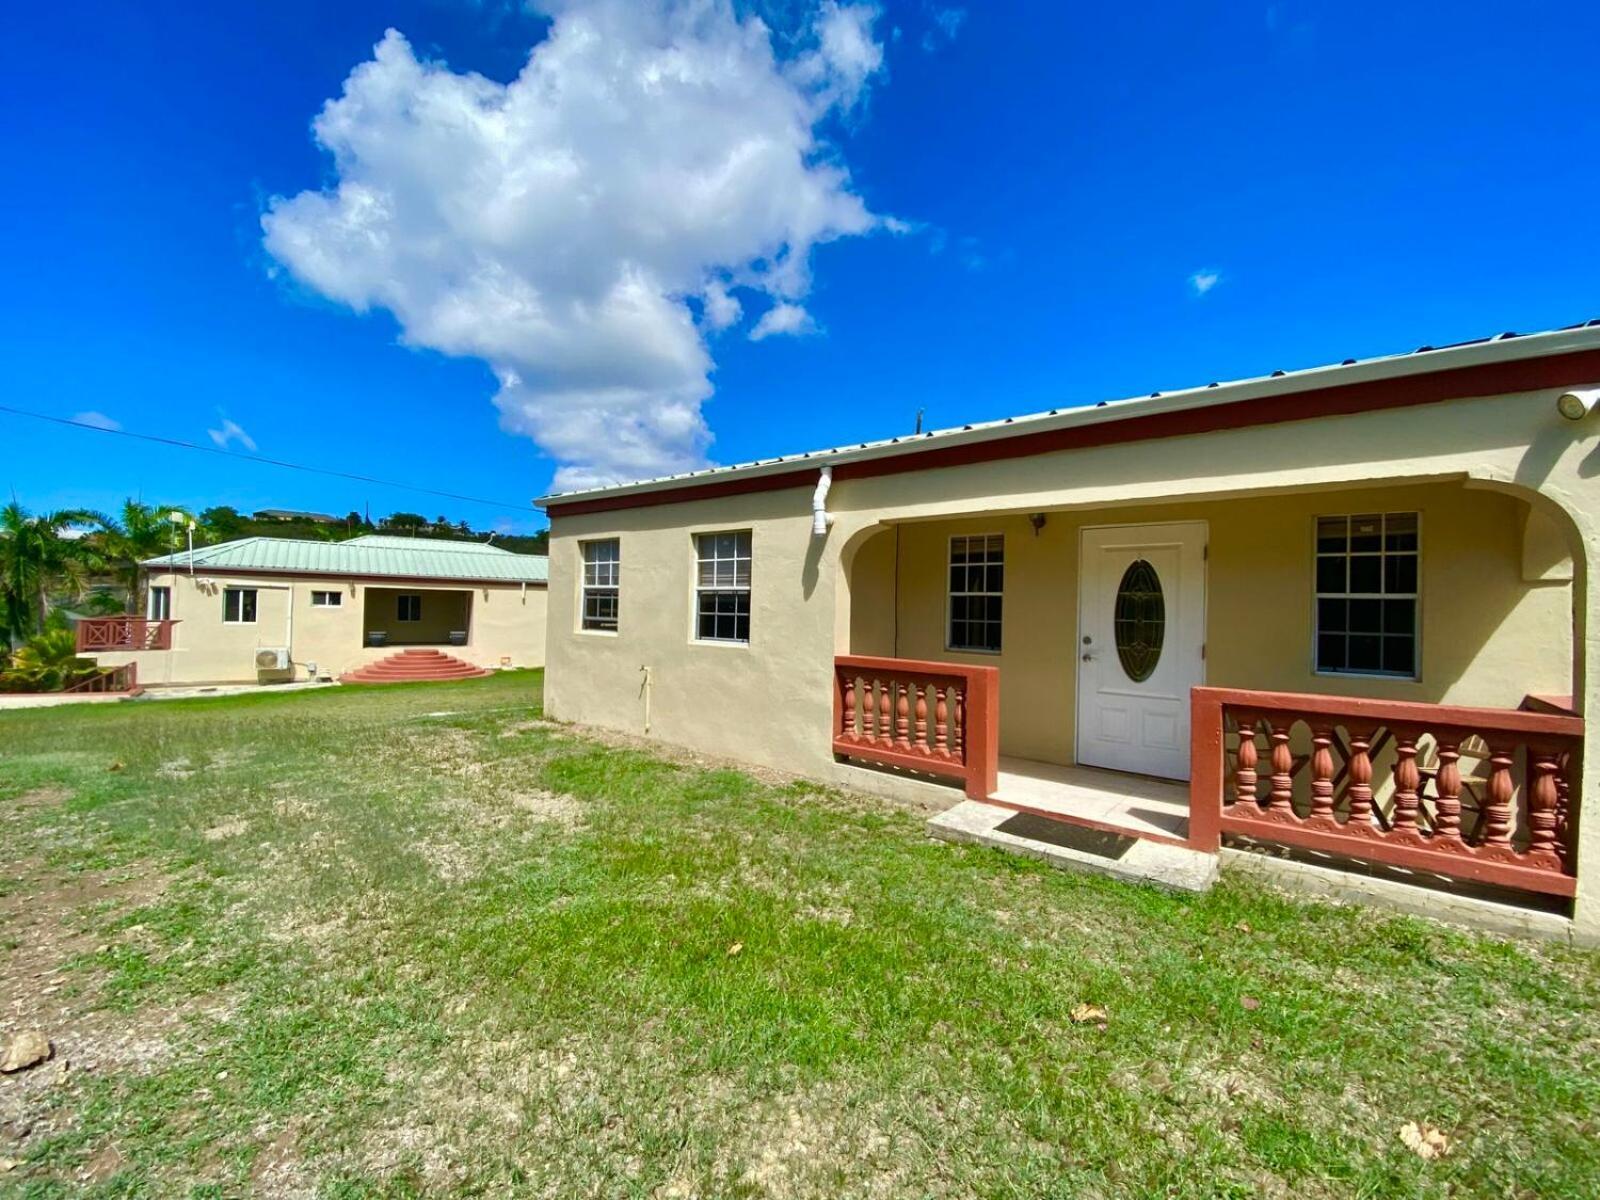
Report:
0,626,95,692
90,501,196,615
0,502,101,645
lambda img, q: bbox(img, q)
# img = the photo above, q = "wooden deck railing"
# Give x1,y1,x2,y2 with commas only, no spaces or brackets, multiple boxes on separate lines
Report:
1190,688,1583,897
833,655,999,800
63,662,140,695
75,617,176,653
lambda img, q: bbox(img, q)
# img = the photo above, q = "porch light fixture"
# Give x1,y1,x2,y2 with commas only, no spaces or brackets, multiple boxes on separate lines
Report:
1557,387,1600,421
1029,513,1048,536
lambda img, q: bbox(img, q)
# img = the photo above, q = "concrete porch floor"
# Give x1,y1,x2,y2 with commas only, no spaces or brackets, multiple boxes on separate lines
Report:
989,756,1192,844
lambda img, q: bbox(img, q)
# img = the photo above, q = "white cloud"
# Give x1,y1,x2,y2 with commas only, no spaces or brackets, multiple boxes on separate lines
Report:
921,5,966,52
262,1,897,492
72,411,120,431
208,418,258,452
702,280,743,332
1189,269,1222,296
749,301,816,341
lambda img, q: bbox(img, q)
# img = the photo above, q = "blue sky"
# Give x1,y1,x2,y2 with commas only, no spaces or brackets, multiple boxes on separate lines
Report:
4,1,1598,533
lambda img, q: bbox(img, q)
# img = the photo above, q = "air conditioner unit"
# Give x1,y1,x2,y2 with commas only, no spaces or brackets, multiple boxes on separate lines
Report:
255,647,290,671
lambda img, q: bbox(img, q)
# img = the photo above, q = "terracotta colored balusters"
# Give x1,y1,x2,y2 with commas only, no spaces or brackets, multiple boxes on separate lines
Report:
1482,741,1516,848
1554,755,1573,869
1432,734,1463,844
1390,727,1422,835
951,685,965,759
1267,719,1295,815
1345,727,1375,830
1527,745,1562,867
1308,724,1335,824
934,686,950,757
876,678,892,748
1234,716,1260,807
840,674,858,742
894,681,911,749
914,684,928,750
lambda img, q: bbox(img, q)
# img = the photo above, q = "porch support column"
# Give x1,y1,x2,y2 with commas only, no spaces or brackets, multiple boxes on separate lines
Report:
1570,503,1600,945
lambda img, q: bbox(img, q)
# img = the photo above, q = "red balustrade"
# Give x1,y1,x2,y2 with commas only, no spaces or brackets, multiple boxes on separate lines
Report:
63,662,140,695
1189,688,1583,897
833,655,999,800
75,617,176,653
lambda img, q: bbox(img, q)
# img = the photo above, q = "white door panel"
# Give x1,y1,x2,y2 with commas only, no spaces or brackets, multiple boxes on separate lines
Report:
1075,523,1206,780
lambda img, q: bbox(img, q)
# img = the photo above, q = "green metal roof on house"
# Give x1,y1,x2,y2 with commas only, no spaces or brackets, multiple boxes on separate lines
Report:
141,534,548,584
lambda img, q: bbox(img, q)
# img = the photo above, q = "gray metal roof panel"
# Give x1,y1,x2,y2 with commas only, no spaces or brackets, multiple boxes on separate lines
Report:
142,535,548,583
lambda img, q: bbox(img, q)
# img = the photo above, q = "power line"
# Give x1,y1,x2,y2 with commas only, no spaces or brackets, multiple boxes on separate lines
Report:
0,404,535,514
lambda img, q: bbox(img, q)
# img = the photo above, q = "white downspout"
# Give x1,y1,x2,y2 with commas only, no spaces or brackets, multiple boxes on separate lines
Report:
811,466,834,536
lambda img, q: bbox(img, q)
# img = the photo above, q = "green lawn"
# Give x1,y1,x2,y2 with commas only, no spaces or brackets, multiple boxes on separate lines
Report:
0,672,1596,1197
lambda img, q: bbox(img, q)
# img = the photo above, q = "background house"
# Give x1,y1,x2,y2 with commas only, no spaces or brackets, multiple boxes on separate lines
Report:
79,534,547,685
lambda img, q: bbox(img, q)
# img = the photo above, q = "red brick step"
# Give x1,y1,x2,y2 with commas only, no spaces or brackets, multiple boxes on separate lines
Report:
340,648,491,684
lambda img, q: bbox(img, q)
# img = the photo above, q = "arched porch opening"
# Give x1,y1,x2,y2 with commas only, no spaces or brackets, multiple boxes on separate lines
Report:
830,476,1585,912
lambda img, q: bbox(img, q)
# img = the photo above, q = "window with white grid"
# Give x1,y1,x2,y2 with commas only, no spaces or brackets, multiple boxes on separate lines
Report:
1315,512,1419,678
694,531,751,643
947,534,1004,653
581,539,620,632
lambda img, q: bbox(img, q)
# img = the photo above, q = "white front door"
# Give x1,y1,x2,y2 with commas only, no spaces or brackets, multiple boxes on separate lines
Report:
1075,522,1206,780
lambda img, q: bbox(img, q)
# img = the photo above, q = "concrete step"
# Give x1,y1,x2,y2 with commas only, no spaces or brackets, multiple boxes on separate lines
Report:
928,800,1218,892
340,649,491,684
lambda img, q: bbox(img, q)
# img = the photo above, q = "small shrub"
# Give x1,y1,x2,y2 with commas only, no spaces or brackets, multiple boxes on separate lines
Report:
0,627,97,692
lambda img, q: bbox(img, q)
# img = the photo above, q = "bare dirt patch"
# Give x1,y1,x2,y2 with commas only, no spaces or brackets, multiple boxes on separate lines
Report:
203,817,249,842
722,1087,906,1200
510,790,583,827
499,718,557,738
415,837,479,885
7,788,72,814
0,858,226,1174
249,1124,315,1199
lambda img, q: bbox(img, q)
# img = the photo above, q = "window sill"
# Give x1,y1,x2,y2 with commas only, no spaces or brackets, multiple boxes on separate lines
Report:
944,645,1002,657
576,628,619,638
691,638,750,649
1312,669,1420,683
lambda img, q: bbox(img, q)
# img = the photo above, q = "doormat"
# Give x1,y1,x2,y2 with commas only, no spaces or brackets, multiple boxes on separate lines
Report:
996,811,1137,860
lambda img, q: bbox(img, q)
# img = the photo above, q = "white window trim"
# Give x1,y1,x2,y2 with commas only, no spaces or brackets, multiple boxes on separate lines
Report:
146,585,171,621
691,529,753,646
945,532,1005,656
1310,511,1423,682
310,590,343,608
396,594,423,623
579,538,621,635
222,587,258,625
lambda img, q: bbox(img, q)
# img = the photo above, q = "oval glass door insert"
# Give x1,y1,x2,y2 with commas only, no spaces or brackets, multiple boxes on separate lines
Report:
1113,558,1165,682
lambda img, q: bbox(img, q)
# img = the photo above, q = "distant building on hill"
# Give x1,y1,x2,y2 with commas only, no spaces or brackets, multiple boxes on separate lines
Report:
253,508,342,524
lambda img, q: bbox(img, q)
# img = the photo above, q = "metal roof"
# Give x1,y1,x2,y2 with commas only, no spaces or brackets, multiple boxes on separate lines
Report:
142,534,548,583
536,318,1600,509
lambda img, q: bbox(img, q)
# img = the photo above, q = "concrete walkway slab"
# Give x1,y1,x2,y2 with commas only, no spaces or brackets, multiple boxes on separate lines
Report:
929,799,1218,893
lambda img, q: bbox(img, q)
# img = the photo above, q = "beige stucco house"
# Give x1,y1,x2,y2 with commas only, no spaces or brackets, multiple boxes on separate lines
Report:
538,321,1600,941
79,535,547,685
